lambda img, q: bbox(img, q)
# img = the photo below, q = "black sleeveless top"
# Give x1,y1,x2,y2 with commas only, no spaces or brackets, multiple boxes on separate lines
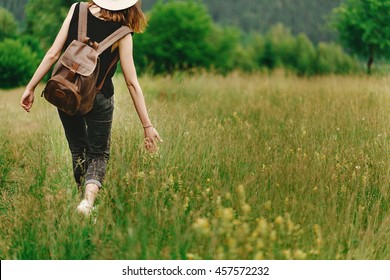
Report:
65,3,123,97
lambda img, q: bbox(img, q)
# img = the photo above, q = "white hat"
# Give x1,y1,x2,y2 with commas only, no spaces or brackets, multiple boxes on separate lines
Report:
93,0,138,11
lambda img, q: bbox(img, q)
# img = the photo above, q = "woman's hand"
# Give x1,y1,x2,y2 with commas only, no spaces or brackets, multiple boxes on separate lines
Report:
144,126,163,152
21,88,35,113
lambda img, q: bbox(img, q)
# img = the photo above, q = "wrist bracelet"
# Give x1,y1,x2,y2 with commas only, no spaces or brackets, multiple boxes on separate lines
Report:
143,125,153,129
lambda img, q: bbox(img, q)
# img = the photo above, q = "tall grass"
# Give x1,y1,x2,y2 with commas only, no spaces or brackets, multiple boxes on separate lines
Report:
0,72,389,259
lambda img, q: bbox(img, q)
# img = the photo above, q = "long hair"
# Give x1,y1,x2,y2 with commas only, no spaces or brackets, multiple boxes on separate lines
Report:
89,0,147,33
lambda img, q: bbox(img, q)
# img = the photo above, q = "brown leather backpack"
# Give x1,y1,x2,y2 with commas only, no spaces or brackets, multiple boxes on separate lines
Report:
42,3,132,115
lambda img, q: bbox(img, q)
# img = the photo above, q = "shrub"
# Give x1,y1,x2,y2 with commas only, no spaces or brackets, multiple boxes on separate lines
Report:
134,0,213,74
207,25,241,74
235,32,265,73
24,0,73,49
262,24,296,70
292,33,316,76
314,42,359,75
0,39,38,88
0,8,18,41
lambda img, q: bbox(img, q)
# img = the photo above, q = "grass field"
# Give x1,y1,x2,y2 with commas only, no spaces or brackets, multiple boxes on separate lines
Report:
0,72,389,260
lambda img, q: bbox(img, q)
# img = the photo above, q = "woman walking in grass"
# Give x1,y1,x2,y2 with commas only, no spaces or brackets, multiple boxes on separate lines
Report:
20,0,162,216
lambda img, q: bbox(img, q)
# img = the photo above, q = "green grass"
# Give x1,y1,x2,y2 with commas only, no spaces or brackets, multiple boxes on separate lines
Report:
0,72,389,260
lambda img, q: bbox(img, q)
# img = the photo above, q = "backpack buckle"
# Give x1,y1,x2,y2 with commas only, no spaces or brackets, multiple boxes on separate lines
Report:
66,62,79,81
84,37,99,50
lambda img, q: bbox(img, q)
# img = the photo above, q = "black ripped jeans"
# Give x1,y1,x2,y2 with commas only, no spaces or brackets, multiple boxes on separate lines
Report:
58,93,114,188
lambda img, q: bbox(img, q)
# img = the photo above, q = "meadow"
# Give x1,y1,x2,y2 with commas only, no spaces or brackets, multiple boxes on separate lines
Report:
0,72,389,260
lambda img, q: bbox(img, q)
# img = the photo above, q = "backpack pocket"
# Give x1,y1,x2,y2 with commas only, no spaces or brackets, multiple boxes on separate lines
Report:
42,75,81,115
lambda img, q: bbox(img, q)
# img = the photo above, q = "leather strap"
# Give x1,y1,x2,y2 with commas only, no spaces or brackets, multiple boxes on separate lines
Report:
78,2,88,41
77,2,133,91
97,53,120,91
97,26,132,54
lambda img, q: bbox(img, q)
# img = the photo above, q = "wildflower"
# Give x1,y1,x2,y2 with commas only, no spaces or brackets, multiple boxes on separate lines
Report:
166,174,174,186
293,250,307,260
226,237,237,248
264,200,272,210
245,244,253,253
314,224,322,250
193,218,210,235
254,252,264,260
242,204,251,214
283,250,292,260
221,208,234,221
237,184,245,197
256,239,264,250
275,216,284,225
257,218,269,235
136,171,145,179
182,197,189,211
270,230,277,241
186,253,197,260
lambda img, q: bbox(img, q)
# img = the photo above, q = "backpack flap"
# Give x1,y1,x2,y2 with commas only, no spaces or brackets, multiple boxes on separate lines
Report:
61,40,99,77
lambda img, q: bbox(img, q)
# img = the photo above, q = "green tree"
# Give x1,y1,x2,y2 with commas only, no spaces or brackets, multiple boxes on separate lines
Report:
234,32,265,73
207,25,240,73
135,0,213,73
332,0,390,74
0,39,37,88
261,24,296,70
0,7,18,40
292,33,316,76
314,42,358,75
24,0,77,49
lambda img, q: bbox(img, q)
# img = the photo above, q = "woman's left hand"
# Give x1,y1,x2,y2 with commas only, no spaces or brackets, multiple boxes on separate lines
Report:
144,126,163,152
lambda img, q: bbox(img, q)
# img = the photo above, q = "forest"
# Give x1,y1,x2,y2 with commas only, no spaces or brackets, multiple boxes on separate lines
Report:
1,0,343,42
1,0,389,88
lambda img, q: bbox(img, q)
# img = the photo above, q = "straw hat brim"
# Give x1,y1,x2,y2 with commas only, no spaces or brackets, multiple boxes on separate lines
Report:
93,0,138,11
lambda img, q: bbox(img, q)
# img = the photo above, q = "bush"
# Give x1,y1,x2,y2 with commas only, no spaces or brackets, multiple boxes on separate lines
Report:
262,24,296,70
18,34,45,61
0,8,18,41
240,23,359,76
0,39,38,88
207,25,241,74
235,32,265,73
134,0,213,74
24,0,73,49
292,33,316,76
314,42,359,75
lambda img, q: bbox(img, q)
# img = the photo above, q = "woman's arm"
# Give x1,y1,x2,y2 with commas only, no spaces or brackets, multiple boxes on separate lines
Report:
21,3,76,112
118,33,162,152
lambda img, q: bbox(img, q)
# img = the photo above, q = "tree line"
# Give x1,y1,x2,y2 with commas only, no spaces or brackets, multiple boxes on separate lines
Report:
1,0,343,43
0,0,389,88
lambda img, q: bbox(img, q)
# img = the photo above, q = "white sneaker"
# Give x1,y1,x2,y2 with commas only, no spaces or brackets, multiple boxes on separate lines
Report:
77,199,93,216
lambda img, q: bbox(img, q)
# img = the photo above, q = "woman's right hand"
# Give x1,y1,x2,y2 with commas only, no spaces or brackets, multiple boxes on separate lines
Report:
144,126,163,152
21,88,35,113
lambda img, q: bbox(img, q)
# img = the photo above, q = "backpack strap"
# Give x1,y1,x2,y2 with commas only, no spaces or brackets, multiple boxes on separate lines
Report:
96,26,133,90
78,2,88,41
76,2,133,91
96,26,133,54
96,53,119,91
